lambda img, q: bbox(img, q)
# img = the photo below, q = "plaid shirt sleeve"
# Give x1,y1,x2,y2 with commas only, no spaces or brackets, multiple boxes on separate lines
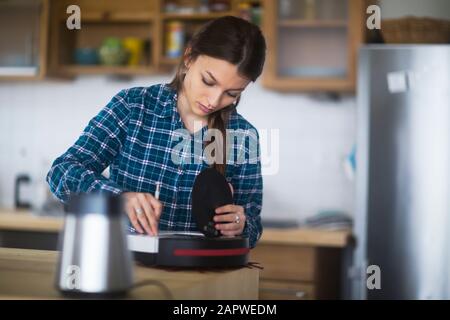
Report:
229,128,263,249
46,89,130,203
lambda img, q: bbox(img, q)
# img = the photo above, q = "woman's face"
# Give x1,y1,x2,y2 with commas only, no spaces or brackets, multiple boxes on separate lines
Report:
182,55,251,118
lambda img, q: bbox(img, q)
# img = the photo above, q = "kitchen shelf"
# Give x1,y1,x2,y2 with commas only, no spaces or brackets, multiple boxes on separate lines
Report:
0,67,39,77
161,12,235,20
160,56,181,65
48,0,158,78
58,65,157,76
278,19,348,28
61,12,157,23
262,0,365,92
4,0,265,79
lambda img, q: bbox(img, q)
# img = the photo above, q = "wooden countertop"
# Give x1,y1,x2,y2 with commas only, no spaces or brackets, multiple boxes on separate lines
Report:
0,209,63,232
0,209,352,248
0,248,258,300
259,228,352,248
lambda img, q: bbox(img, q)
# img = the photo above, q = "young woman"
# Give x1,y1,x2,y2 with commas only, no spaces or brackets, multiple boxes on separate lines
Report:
47,16,266,248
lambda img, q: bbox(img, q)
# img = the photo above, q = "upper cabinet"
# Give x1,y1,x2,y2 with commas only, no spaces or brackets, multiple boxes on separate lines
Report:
159,0,237,67
47,0,262,77
1,0,365,91
48,0,159,76
0,0,49,80
159,0,262,67
261,0,365,92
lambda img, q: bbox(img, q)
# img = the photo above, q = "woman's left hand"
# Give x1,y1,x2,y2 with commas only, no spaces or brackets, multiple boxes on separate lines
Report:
214,205,246,236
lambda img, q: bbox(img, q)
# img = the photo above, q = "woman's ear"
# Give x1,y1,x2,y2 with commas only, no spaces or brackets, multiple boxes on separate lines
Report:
183,47,192,69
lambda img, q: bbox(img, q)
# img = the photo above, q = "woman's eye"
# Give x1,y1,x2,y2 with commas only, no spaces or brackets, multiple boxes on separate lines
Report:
202,78,214,86
201,77,238,98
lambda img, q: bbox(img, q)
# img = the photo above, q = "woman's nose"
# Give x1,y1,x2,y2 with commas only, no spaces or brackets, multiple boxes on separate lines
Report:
207,89,222,108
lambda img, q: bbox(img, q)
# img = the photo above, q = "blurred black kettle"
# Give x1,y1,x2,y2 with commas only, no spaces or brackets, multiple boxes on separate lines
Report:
14,174,32,209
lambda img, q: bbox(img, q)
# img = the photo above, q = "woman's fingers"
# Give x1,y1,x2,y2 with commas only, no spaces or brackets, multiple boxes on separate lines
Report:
137,193,157,236
215,216,243,230
214,213,246,235
146,194,163,220
220,230,240,236
213,204,246,236
214,206,245,222
143,193,163,235
125,199,144,234
215,204,236,215
214,212,237,223
123,191,163,236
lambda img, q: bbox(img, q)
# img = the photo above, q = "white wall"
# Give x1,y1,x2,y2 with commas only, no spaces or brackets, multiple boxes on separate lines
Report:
0,76,356,222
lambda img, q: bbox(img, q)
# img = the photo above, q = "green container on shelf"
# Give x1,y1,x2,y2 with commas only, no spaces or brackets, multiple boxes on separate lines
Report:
99,37,129,66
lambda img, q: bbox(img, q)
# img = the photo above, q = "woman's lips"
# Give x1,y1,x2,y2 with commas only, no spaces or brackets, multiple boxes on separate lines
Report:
197,102,213,114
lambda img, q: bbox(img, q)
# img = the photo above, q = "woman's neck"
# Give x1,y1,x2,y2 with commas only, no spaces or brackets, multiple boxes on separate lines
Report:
177,90,208,134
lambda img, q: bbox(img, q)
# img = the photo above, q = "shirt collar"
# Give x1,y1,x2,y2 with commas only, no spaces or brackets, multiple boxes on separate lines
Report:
151,84,178,119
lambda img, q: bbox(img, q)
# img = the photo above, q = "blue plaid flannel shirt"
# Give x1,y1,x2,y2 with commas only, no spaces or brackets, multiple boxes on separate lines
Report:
46,84,263,248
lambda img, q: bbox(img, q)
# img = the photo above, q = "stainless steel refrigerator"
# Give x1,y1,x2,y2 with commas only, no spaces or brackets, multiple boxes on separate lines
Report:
351,45,450,299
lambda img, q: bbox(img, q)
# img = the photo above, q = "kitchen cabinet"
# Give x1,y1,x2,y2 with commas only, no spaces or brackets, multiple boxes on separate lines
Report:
0,247,259,299
3,0,367,91
47,0,263,77
0,209,352,300
250,228,351,300
0,0,49,80
48,0,160,77
261,0,365,92
159,0,262,66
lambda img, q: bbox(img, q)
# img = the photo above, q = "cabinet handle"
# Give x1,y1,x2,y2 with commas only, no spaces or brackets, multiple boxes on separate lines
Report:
261,288,307,299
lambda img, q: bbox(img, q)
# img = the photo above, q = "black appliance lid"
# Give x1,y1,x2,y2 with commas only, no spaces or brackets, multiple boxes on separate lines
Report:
191,167,233,237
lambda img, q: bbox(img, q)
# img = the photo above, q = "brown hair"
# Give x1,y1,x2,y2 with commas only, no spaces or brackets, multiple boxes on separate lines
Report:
169,16,266,175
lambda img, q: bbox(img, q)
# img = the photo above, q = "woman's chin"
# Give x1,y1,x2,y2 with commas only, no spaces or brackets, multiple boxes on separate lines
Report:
192,109,205,118
193,105,210,117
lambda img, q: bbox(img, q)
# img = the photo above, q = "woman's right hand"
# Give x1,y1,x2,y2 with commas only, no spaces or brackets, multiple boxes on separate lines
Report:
123,192,163,236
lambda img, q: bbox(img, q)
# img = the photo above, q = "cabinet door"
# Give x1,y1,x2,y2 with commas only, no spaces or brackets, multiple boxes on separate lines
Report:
260,280,316,300
262,0,364,92
250,244,316,281
0,0,49,79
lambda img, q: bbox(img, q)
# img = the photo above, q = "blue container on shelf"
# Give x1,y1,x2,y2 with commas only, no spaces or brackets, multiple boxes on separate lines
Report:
74,47,99,65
